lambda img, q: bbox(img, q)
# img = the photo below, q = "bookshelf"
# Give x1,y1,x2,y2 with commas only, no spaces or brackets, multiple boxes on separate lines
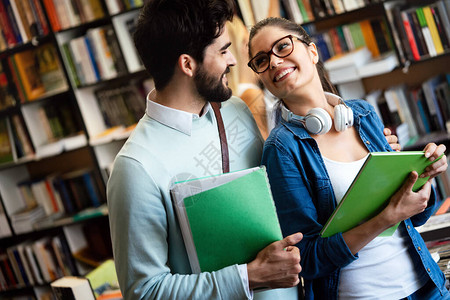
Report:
0,0,447,298
0,0,148,298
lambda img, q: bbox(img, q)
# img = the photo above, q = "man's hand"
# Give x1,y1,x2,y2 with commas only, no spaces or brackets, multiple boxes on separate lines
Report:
247,233,303,290
384,128,401,151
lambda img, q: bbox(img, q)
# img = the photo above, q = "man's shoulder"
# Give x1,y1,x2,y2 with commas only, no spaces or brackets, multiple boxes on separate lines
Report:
222,96,248,110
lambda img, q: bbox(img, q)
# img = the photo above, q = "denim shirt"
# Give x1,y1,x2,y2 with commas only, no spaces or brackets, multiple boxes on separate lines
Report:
261,99,447,300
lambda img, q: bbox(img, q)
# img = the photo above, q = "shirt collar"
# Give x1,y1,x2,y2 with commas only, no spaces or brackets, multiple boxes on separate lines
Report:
145,89,213,135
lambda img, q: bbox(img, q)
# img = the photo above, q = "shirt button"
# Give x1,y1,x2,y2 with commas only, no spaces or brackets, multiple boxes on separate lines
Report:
427,268,431,272
366,141,370,144
407,225,411,230
418,247,421,251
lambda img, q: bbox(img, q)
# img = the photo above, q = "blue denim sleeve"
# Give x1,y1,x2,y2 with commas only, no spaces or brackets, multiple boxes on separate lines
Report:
262,142,357,280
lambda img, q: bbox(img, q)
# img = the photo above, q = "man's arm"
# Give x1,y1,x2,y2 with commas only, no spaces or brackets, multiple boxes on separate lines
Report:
108,156,302,299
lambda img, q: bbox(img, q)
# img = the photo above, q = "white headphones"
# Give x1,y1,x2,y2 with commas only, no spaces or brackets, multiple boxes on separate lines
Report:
280,93,354,135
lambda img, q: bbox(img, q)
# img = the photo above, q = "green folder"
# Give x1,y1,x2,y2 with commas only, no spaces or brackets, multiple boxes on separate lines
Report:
321,151,441,238
170,167,282,273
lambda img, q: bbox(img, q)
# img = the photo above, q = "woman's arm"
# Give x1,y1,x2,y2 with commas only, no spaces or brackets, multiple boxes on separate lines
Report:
262,142,357,280
343,142,447,254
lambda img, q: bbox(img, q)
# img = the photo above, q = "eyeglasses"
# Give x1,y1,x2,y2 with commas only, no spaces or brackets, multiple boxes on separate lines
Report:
248,35,309,74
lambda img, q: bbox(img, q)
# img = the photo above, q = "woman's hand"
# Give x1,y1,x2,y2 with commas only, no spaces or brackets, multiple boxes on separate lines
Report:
382,171,432,225
420,143,448,179
384,128,401,151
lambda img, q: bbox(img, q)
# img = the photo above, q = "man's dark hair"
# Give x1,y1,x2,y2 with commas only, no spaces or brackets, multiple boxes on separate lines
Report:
133,0,235,90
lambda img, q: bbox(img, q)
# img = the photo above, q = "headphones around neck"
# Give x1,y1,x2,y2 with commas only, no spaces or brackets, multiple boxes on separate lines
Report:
280,93,354,135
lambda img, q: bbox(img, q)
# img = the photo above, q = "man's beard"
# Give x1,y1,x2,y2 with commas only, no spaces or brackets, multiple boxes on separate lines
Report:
194,66,232,103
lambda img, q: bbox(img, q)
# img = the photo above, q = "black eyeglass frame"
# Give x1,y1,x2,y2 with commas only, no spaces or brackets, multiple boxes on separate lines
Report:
247,35,309,74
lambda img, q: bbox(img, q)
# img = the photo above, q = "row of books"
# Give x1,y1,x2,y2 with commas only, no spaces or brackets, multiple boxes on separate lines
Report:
366,73,450,147
104,0,144,15
95,83,146,129
385,1,450,64
38,101,81,144
0,234,76,291
311,16,393,63
10,168,104,235
42,0,105,32
281,0,381,24
2,43,68,103
0,0,49,51
62,25,127,87
236,0,383,27
0,114,34,165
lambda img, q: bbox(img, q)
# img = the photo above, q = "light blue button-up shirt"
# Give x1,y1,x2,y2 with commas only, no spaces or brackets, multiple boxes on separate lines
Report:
107,94,298,299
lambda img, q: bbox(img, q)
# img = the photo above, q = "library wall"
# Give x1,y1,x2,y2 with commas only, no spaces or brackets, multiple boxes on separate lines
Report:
0,0,448,298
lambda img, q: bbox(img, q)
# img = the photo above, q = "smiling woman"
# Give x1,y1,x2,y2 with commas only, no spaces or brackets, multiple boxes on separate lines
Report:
247,17,449,300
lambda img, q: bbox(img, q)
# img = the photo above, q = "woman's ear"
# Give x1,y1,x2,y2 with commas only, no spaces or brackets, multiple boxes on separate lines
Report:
178,54,196,77
308,42,319,65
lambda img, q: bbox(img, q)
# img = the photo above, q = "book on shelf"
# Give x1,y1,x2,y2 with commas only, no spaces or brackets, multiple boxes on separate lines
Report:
15,242,36,286
416,6,437,58
86,27,118,80
35,43,68,94
9,0,31,44
321,151,442,238
11,114,34,157
0,198,12,238
407,8,428,58
357,51,399,78
170,166,283,273
51,276,96,300
383,0,408,64
0,253,18,288
422,75,447,132
433,1,450,49
250,0,280,23
324,47,372,83
281,0,303,24
29,0,50,35
236,0,256,26
360,19,380,57
422,6,444,55
384,85,418,140
0,0,18,48
112,10,143,73
0,59,19,110
324,46,372,70
85,259,119,297
6,247,26,287
10,205,46,234
2,0,24,45
104,0,124,15
10,49,45,101
42,0,60,31
60,168,104,212
0,117,14,164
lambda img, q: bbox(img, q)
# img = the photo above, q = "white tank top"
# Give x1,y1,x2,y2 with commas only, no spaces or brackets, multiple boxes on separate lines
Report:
323,155,428,300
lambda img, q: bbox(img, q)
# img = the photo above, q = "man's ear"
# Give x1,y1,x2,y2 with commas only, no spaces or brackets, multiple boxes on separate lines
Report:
308,42,319,65
178,54,196,77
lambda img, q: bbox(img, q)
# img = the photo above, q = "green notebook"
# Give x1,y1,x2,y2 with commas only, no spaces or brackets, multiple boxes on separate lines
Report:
320,151,441,238
170,166,282,273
